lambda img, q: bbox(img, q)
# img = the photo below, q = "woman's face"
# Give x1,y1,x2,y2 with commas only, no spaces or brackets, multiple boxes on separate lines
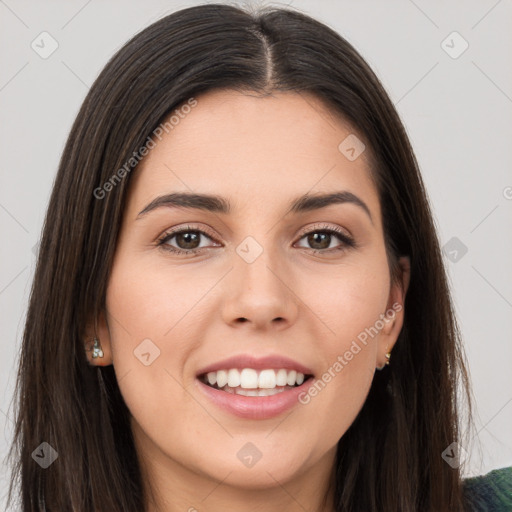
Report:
90,89,409,507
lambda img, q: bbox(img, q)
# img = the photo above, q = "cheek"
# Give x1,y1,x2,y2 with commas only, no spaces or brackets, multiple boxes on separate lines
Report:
104,255,199,422
305,254,390,345
106,252,208,347
298,257,389,438
300,321,378,444
309,355,375,443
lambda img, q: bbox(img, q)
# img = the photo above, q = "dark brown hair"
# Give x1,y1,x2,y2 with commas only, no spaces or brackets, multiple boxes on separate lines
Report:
7,3,474,510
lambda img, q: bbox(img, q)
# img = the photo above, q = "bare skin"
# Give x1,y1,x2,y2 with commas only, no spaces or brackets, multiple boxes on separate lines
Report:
85,89,410,512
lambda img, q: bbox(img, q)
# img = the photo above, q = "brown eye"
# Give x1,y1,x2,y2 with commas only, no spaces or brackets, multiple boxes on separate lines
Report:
295,225,356,254
305,232,333,250
172,231,202,250
157,226,219,255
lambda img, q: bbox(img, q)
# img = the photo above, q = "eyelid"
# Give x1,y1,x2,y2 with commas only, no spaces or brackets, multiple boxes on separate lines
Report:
295,222,352,240
157,223,219,243
158,223,350,243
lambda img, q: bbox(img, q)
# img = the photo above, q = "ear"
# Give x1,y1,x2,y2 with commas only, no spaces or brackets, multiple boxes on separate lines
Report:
84,309,114,366
376,255,411,369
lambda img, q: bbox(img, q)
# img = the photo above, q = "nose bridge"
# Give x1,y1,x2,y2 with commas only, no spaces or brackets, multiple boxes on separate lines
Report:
238,240,282,293
221,232,299,327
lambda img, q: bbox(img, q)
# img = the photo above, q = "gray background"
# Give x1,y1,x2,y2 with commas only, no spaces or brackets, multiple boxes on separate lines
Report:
1,0,511,508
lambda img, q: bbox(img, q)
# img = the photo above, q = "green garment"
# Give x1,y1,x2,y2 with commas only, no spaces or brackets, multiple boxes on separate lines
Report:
463,466,512,511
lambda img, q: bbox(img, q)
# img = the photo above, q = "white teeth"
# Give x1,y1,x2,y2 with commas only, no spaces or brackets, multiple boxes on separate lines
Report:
257,388,286,396
227,369,240,388
226,387,290,397
201,368,309,390
216,370,228,388
276,369,288,386
234,388,253,397
286,370,297,386
258,369,276,389
240,368,258,389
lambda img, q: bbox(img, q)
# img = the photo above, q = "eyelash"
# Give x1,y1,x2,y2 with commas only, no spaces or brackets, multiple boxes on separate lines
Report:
156,223,356,257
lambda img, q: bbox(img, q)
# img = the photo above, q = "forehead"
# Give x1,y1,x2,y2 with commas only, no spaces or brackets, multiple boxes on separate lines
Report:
128,89,379,219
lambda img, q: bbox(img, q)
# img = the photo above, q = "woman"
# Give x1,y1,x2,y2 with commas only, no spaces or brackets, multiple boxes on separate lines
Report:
6,3,511,511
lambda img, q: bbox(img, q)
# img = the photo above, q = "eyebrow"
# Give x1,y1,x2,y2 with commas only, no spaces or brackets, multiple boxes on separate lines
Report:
137,190,373,224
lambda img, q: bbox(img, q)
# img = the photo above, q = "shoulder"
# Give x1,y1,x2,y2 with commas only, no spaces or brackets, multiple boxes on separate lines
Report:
462,466,512,511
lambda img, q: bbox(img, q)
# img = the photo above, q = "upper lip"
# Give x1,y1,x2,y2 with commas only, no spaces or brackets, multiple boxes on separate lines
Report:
196,354,314,377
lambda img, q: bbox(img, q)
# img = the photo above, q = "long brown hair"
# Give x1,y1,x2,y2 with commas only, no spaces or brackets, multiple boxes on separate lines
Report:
7,3,474,510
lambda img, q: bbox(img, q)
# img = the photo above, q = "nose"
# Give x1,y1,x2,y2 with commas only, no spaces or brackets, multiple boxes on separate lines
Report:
220,244,299,331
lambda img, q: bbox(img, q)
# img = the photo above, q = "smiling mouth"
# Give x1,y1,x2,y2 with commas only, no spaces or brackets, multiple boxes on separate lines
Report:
198,368,314,397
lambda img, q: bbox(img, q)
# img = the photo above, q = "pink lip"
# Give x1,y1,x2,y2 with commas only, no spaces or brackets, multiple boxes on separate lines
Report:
195,377,315,420
195,354,314,377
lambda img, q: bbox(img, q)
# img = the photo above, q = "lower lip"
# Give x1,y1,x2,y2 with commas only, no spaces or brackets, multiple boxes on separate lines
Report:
196,377,315,420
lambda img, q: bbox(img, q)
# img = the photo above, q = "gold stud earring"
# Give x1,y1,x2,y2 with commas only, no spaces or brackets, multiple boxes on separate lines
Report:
376,351,391,371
